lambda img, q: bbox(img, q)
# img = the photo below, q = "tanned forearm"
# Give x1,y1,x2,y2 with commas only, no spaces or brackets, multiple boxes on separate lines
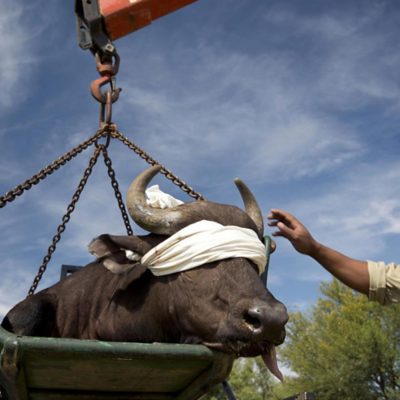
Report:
309,242,369,295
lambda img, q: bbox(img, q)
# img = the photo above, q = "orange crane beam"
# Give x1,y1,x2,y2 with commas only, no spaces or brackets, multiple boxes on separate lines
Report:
76,0,198,55
100,0,198,40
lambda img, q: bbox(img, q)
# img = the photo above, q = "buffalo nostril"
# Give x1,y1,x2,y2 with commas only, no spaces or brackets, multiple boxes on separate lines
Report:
243,308,262,331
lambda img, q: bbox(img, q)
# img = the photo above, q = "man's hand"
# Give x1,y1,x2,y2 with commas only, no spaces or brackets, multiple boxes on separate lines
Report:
267,209,319,256
267,209,370,296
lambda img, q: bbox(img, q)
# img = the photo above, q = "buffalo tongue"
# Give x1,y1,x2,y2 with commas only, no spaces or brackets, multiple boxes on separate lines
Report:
261,345,284,382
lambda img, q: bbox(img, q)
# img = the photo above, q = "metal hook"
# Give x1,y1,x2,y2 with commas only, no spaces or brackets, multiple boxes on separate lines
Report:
95,52,120,76
90,75,121,104
90,51,121,104
99,91,113,129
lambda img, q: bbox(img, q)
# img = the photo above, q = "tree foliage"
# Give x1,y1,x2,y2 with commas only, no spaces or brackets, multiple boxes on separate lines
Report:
280,280,400,400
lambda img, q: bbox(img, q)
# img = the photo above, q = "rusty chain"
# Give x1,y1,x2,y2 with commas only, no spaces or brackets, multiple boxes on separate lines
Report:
1,122,203,293
100,144,133,236
0,126,204,208
0,128,108,208
110,128,205,200
27,146,103,296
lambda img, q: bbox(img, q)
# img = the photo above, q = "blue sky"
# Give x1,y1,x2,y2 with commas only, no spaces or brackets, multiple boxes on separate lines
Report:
1,0,400,319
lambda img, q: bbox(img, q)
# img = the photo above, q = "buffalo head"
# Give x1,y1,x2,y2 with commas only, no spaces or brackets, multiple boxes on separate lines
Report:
91,166,288,378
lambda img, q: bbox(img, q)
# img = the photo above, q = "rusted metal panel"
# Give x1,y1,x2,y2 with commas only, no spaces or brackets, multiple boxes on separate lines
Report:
99,0,198,40
0,326,233,399
0,338,29,400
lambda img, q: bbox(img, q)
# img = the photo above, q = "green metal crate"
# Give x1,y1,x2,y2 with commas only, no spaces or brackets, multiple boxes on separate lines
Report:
0,326,233,400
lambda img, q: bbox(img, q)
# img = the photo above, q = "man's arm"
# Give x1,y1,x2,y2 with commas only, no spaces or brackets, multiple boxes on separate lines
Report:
267,209,369,295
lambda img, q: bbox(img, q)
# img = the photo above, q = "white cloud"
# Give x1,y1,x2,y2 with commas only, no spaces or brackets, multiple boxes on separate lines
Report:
0,1,36,110
244,116,363,183
0,260,33,319
117,41,366,188
265,3,400,113
282,160,400,260
0,0,61,112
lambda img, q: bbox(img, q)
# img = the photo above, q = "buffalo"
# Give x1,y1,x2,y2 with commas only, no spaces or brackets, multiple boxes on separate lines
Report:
1,166,288,379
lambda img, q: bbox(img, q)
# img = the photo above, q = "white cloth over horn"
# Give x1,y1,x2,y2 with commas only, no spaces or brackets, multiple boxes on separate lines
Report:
140,220,266,276
145,185,184,209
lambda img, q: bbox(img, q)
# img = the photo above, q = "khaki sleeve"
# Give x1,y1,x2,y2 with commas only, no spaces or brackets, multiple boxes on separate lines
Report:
367,260,400,305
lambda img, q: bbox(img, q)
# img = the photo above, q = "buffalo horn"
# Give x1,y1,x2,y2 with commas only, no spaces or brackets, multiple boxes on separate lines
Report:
127,166,264,237
234,178,264,237
126,165,188,235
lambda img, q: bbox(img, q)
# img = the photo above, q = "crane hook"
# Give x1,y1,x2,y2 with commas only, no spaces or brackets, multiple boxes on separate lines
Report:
90,52,121,104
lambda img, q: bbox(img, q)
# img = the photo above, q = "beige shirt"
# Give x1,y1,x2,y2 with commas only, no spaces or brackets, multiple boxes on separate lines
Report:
368,260,400,305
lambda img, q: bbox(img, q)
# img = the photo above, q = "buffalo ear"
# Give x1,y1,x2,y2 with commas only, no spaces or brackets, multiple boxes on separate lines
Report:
101,252,148,292
88,234,165,275
102,252,139,274
88,234,154,258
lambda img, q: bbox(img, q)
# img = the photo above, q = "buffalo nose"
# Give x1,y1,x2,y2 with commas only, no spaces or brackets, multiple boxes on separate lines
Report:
243,302,288,344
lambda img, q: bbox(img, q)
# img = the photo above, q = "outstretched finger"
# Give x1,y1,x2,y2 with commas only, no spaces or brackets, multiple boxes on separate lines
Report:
276,221,296,240
269,209,299,229
271,230,292,242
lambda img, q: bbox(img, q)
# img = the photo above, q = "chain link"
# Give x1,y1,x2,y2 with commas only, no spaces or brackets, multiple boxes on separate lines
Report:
110,129,205,201
100,145,133,236
27,146,103,296
0,128,108,209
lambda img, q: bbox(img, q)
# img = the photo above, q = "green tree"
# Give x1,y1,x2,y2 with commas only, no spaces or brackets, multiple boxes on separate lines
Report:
280,279,400,400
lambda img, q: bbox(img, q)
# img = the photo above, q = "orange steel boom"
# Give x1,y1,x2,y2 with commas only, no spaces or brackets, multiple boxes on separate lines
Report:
76,0,198,55
100,0,198,41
